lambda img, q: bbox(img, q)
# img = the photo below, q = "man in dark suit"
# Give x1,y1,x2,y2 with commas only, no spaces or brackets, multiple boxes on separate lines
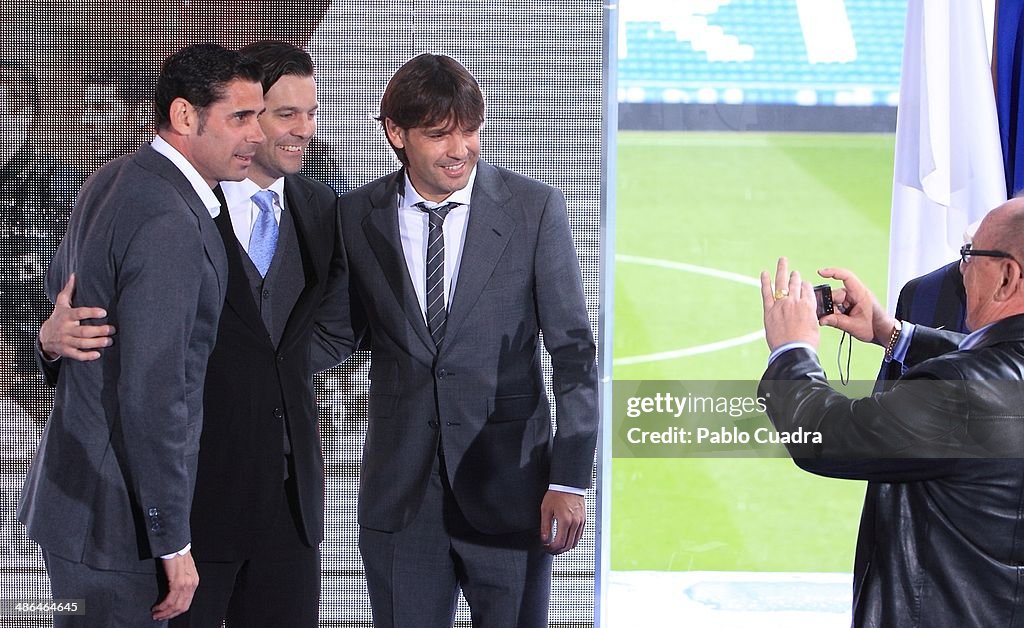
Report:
876,260,966,384
172,40,348,628
757,198,1024,627
19,44,266,626
40,42,352,627
340,54,598,627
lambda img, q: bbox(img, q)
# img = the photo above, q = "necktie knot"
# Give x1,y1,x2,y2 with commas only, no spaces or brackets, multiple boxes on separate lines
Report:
252,190,277,215
415,201,459,226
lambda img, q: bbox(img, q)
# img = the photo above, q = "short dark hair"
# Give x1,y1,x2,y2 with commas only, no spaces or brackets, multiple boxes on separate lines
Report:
238,40,314,94
153,44,263,131
377,54,485,164
0,59,39,120
83,63,156,110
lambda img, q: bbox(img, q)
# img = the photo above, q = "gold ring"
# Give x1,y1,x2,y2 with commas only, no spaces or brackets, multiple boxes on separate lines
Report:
773,289,789,300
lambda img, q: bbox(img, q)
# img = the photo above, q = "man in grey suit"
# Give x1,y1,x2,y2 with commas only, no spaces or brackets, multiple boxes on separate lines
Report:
342,54,598,627
18,44,266,626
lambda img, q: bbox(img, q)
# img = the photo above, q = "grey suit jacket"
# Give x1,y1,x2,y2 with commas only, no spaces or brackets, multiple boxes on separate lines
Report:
338,160,598,535
19,143,227,573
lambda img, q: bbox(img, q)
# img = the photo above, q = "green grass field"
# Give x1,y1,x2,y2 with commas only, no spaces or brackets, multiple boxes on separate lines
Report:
613,131,896,572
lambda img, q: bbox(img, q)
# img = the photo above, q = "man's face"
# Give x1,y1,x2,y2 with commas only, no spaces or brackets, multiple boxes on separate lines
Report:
0,80,33,168
81,84,128,163
248,74,317,188
385,117,480,202
187,78,266,187
962,214,1013,331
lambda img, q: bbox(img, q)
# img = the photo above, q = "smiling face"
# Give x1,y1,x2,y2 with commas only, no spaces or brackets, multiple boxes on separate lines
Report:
181,78,266,187
248,74,317,188
385,117,480,202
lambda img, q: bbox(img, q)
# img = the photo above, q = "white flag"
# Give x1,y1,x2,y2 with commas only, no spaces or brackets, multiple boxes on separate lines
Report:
886,0,1005,310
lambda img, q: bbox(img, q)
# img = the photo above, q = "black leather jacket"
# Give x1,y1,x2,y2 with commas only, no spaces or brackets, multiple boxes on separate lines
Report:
760,314,1024,627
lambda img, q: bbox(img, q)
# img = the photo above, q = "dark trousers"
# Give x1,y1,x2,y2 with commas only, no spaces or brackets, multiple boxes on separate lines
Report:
170,475,320,628
43,550,166,627
359,453,552,628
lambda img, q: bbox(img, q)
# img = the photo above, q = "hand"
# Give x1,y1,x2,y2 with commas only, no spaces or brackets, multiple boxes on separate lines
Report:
39,274,115,361
817,267,895,346
540,490,586,555
760,257,820,351
151,551,199,621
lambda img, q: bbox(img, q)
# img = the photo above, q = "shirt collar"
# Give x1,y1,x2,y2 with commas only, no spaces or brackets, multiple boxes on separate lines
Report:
401,166,477,209
150,134,222,218
220,176,286,209
959,320,996,351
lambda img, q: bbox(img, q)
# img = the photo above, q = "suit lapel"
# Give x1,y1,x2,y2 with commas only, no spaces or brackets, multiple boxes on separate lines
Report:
361,171,436,355
133,144,228,295
276,178,322,353
444,162,515,346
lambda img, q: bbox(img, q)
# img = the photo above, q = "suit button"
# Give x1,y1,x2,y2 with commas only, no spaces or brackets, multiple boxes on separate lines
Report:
273,407,284,419
262,289,271,298
438,369,448,379
428,421,438,428
277,355,284,362
148,508,159,517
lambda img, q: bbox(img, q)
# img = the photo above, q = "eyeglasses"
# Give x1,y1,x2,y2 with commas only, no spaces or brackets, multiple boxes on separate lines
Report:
960,243,1021,268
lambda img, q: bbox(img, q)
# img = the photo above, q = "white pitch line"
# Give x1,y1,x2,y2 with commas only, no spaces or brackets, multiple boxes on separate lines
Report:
615,254,765,365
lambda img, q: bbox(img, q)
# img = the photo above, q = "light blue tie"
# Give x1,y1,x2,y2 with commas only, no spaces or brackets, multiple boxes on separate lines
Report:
249,190,279,277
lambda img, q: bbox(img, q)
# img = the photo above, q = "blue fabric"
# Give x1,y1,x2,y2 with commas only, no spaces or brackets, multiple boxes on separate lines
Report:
996,0,1024,197
249,190,279,277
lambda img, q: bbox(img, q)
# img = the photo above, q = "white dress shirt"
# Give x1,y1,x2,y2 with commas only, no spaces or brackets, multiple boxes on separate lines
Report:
221,177,287,251
397,169,475,322
150,135,222,219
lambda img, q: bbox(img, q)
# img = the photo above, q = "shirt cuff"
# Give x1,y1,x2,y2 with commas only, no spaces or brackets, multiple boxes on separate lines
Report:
886,322,916,364
767,341,816,366
160,543,191,560
548,484,586,496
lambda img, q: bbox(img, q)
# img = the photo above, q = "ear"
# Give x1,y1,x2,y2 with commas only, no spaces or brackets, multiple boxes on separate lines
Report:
994,259,1021,302
383,118,406,149
166,97,197,136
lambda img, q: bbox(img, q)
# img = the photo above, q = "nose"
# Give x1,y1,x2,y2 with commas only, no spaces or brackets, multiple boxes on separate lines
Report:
249,118,266,144
446,133,468,158
294,114,315,140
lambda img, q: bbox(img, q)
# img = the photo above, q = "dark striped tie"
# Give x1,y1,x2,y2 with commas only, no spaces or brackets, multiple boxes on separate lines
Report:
416,201,460,346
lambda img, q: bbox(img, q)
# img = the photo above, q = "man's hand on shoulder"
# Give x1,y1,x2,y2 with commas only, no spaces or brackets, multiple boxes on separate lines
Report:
540,490,586,555
152,551,199,621
39,273,115,361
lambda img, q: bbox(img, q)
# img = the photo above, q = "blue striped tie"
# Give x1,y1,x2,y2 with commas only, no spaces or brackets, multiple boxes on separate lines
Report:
249,190,279,277
416,201,460,346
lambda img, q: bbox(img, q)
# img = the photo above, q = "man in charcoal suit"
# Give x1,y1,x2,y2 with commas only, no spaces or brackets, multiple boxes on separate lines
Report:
340,53,598,627
19,44,265,625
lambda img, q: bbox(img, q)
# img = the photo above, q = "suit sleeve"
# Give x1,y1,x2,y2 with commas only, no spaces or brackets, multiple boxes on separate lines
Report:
309,197,358,373
115,209,206,557
760,347,967,481
533,187,599,489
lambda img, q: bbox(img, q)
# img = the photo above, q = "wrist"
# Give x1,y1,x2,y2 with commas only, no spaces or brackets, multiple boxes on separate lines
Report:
883,319,903,359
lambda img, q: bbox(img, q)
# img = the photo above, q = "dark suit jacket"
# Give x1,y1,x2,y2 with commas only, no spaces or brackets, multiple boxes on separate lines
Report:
760,316,1024,627
189,174,347,560
876,260,966,385
336,160,598,535
18,144,228,572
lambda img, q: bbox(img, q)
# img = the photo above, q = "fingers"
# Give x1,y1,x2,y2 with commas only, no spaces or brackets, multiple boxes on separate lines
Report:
774,257,789,294
540,492,586,555
760,271,774,309
152,554,199,621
